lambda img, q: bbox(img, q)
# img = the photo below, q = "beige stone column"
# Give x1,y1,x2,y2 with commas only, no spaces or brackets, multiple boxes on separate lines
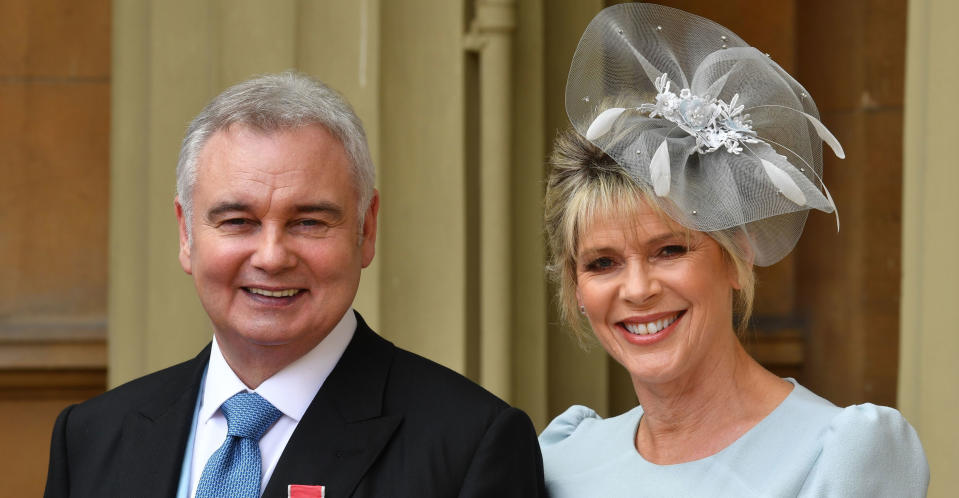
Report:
509,0,549,427
465,0,517,401
900,0,959,495
377,0,471,373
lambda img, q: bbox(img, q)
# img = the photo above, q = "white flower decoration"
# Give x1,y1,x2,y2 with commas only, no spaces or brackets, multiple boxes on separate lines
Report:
639,73,759,154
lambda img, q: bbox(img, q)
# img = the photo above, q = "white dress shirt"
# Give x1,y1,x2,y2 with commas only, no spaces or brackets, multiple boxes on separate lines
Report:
185,309,356,497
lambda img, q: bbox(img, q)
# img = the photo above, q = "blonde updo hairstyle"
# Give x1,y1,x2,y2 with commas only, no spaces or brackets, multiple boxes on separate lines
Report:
544,128,756,343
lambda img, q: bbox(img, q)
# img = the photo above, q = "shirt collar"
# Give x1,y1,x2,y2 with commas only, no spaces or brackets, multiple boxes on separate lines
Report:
199,309,357,423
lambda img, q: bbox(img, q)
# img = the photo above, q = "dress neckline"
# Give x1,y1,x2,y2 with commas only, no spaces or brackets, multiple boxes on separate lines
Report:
628,378,800,467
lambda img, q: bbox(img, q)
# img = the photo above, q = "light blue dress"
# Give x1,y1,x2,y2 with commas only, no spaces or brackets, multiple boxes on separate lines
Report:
539,380,929,497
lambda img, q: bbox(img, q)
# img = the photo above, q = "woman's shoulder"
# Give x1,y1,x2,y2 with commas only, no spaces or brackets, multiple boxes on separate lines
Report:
793,388,929,496
538,404,644,486
824,402,928,468
828,402,922,443
786,382,925,460
538,404,642,449
538,405,603,447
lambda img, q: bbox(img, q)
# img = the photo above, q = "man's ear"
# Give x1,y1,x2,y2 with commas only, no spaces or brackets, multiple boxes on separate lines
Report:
175,198,193,275
360,189,379,268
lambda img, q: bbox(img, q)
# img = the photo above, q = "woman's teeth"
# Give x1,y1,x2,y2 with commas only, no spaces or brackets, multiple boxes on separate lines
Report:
247,288,300,297
623,314,679,335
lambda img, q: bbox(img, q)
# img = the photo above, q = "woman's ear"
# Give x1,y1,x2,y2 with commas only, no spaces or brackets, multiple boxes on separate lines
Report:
729,262,744,290
722,231,754,291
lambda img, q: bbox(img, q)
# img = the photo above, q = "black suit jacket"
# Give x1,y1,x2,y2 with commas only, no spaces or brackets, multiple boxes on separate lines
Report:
44,313,546,497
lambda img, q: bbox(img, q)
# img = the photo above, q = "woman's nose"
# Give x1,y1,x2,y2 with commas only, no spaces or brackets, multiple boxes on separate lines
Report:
620,260,661,304
250,226,297,273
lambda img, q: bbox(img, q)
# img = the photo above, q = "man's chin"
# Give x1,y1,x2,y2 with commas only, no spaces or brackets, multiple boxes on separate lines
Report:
215,328,303,349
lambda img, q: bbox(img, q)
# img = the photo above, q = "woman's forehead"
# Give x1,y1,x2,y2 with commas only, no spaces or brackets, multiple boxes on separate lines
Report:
576,198,690,251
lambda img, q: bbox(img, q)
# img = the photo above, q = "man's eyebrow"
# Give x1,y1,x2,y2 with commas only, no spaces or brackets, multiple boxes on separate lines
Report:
294,202,343,216
206,202,251,219
205,201,345,220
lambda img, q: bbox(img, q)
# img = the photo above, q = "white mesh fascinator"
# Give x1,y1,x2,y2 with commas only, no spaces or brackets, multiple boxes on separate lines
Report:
566,3,843,266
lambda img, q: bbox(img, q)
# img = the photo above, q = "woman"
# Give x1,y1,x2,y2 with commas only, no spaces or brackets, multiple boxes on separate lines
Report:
539,4,929,497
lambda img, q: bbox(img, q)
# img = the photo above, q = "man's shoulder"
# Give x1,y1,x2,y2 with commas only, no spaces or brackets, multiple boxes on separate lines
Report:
380,344,513,431
349,315,508,418
67,346,208,421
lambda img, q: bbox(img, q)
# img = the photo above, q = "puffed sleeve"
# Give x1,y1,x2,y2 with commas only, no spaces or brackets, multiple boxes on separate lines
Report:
798,403,929,497
538,405,600,448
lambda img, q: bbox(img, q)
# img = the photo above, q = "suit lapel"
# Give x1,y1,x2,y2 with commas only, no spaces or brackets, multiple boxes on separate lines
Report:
264,314,401,498
111,346,210,497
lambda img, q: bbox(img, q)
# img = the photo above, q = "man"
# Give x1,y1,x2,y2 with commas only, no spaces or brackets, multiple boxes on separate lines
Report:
45,72,545,497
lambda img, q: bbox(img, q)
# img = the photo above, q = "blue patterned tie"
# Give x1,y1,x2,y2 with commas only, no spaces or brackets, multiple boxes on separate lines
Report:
195,392,283,498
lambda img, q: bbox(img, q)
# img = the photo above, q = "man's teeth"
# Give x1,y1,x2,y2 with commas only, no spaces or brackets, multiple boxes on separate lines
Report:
247,288,300,298
624,314,679,335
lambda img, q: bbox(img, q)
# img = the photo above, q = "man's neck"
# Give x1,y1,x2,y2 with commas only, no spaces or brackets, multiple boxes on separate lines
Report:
217,341,313,389
212,309,356,388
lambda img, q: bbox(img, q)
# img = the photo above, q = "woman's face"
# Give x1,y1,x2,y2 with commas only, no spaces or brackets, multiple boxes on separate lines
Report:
575,201,740,387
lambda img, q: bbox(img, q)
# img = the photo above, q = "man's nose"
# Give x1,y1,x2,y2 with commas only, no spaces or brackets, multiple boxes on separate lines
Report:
620,260,661,304
250,226,297,273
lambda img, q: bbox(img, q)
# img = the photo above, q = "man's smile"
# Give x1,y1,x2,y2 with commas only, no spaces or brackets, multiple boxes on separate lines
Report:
244,287,304,298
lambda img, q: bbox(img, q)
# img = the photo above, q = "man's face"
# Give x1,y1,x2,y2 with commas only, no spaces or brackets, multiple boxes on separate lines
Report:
176,123,377,361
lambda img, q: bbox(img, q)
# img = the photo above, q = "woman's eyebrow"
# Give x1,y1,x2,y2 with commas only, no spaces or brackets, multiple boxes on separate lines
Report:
577,246,611,259
645,232,685,246
579,231,681,253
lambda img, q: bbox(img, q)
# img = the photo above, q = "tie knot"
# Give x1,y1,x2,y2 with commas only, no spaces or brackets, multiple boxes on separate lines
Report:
220,392,282,440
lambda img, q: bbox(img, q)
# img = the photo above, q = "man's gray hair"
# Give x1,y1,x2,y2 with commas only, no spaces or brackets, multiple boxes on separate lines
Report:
176,71,375,239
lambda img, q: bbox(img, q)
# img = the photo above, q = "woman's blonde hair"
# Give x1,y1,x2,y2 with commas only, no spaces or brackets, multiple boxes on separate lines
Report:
544,128,755,343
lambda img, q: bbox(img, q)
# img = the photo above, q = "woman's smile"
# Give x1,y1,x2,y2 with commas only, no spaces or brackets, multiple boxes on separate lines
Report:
616,310,685,345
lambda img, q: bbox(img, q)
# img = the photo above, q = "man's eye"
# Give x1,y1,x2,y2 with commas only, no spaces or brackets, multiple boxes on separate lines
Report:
218,218,253,228
584,257,615,271
292,219,332,234
295,218,330,228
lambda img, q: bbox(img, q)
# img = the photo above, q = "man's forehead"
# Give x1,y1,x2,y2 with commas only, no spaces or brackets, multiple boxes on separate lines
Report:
190,123,358,215
215,121,343,145
196,123,348,176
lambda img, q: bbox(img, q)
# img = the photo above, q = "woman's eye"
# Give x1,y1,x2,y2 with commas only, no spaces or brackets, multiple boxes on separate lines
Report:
658,245,688,258
585,257,616,271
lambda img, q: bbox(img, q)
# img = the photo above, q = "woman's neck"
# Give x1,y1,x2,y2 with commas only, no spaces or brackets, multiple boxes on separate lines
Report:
631,341,792,465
